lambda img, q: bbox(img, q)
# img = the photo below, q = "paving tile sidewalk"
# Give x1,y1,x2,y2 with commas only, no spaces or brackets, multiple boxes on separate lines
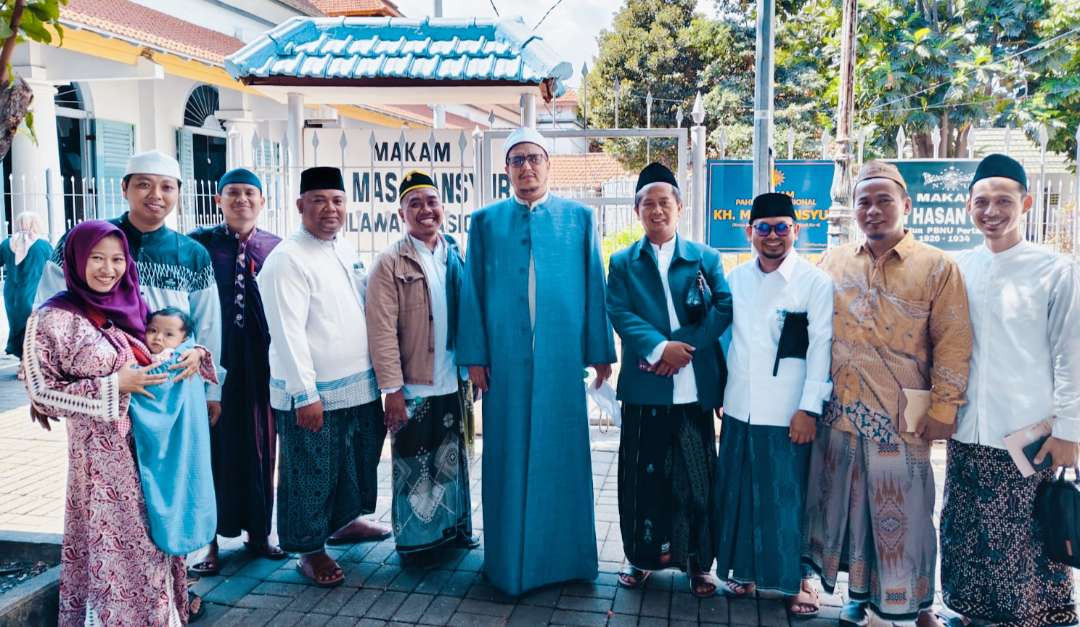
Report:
0,367,1000,626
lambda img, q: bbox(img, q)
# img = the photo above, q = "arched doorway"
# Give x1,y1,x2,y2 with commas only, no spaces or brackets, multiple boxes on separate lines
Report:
179,85,227,227
54,83,94,228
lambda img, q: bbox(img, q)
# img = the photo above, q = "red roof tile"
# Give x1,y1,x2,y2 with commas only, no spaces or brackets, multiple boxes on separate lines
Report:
309,0,402,17
548,152,634,190
62,0,244,64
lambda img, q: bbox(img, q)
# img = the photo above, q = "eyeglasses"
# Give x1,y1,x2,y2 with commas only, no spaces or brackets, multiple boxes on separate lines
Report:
752,222,792,237
507,154,547,168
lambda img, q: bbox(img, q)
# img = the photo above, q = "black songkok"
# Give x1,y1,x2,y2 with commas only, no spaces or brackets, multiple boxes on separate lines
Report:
970,153,1028,191
750,192,797,222
399,170,437,200
300,166,345,193
636,162,679,193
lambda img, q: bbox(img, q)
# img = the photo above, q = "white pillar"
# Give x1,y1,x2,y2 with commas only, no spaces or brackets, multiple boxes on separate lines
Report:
11,78,63,240
519,93,537,128
286,92,304,233
137,79,159,151
222,118,258,169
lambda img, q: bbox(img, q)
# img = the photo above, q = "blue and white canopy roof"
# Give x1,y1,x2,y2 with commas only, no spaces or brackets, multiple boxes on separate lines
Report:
225,16,572,105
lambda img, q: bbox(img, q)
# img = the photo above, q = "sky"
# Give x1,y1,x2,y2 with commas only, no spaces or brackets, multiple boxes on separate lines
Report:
391,0,715,87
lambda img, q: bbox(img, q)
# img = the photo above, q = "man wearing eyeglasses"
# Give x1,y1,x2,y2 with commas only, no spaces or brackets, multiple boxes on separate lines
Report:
803,161,972,627
456,127,616,596
712,192,833,617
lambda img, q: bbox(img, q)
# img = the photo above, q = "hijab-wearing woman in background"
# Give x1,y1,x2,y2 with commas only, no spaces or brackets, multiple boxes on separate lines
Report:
21,220,205,625
1,212,52,358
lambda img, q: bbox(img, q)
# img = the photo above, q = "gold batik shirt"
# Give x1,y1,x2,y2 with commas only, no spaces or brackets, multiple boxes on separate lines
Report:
819,232,972,443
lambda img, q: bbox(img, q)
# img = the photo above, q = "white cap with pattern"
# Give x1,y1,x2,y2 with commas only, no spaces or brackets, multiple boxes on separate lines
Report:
124,150,182,180
504,127,549,158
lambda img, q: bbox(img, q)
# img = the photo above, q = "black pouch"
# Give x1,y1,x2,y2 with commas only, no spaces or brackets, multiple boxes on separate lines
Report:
684,268,712,325
773,311,809,375
1035,467,1080,568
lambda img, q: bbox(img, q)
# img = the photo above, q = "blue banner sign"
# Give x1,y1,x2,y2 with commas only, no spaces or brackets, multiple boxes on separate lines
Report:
706,159,984,252
891,160,982,251
706,160,833,251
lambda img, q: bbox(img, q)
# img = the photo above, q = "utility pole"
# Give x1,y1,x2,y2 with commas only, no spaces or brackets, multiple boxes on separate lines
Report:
752,0,775,196
827,0,857,247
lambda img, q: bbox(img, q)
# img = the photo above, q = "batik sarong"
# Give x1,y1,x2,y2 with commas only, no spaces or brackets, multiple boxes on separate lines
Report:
274,400,387,553
391,388,473,553
713,414,811,595
618,403,715,572
802,423,936,621
942,439,1078,627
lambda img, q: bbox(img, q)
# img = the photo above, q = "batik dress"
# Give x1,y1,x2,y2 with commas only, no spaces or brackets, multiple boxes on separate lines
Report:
22,305,188,627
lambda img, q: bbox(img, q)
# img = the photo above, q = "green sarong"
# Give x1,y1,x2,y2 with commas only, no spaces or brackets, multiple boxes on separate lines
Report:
275,401,386,553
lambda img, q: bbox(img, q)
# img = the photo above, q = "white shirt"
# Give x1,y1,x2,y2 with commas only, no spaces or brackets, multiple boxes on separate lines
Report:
954,241,1080,446
723,251,834,427
258,228,378,411
513,192,549,335
644,236,698,405
392,236,459,400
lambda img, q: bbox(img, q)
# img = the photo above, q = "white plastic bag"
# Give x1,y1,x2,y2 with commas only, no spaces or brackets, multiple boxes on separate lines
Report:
586,380,621,429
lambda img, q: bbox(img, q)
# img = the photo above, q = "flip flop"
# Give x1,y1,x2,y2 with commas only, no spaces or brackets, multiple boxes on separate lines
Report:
721,579,756,597
617,565,652,589
690,573,718,598
296,556,344,588
245,542,288,560
187,555,220,577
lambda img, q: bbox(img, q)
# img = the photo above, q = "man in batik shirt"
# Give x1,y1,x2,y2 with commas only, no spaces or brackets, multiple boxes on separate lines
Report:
802,161,972,626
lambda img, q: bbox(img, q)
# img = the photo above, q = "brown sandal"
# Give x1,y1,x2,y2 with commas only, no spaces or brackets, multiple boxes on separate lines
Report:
296,553,344,588
786,583,820,617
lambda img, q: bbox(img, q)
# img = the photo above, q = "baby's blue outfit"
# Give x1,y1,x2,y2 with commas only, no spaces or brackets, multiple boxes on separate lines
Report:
129,338,218,556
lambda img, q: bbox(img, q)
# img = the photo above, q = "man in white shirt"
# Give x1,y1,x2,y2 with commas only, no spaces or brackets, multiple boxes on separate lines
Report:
712,192,833,617
365,171,478,559
941,153,1079,626
258,166,390,588
607,162,733,598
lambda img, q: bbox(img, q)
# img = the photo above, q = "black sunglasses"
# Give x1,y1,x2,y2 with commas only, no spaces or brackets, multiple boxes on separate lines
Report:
753,222,792,236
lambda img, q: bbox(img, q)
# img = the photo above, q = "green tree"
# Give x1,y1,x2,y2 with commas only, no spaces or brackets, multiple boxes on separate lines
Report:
1017,0,1080,163
0,0,68,159
585,0,707,170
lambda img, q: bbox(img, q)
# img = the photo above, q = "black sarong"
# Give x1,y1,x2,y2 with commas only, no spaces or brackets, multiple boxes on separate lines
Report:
618,402,715,572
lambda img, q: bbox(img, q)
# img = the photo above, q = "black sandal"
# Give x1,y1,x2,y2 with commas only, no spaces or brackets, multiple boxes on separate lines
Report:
188,591,206,623
617,565,652,588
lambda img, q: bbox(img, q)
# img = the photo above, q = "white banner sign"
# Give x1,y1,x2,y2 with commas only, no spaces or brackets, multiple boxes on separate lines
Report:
304,128,479,257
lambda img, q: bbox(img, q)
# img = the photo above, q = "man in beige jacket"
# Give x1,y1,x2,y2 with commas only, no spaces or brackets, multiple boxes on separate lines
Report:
365,170,478,559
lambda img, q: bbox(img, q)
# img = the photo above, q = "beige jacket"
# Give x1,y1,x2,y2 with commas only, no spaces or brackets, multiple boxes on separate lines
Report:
366,235,461,390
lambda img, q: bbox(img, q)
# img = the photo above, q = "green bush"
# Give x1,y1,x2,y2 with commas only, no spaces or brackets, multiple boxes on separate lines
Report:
601,224,644,269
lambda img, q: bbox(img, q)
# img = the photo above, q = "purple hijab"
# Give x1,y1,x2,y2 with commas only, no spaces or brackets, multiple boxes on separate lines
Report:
42,220,148,340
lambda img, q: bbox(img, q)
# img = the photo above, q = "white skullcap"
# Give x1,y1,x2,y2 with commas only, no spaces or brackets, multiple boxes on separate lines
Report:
125,150,182,180
504,127,549,157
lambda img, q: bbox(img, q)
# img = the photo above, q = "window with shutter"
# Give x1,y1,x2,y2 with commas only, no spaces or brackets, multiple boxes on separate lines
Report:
93,119,134,220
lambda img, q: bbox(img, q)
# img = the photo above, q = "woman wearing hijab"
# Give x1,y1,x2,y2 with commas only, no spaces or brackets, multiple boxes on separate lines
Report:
1,212,52,357
22,220,206,625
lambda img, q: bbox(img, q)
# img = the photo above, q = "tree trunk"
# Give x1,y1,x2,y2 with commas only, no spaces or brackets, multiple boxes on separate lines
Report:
0,76,33,161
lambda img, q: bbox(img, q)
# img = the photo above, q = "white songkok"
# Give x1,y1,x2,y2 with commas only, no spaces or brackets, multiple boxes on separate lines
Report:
124,150,182,181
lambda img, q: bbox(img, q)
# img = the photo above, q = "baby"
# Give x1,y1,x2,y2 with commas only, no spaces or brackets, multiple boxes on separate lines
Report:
145,306,195,359
130,307,220,557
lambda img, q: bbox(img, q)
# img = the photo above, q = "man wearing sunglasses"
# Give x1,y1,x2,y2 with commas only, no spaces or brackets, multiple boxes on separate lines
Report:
712,192,833,617
803,161,972,627
456,127,616,596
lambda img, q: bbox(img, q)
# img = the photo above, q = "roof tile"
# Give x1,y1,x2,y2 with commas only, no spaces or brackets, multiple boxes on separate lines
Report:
61,0,245,64
226,17,571,95
548,153,635,191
